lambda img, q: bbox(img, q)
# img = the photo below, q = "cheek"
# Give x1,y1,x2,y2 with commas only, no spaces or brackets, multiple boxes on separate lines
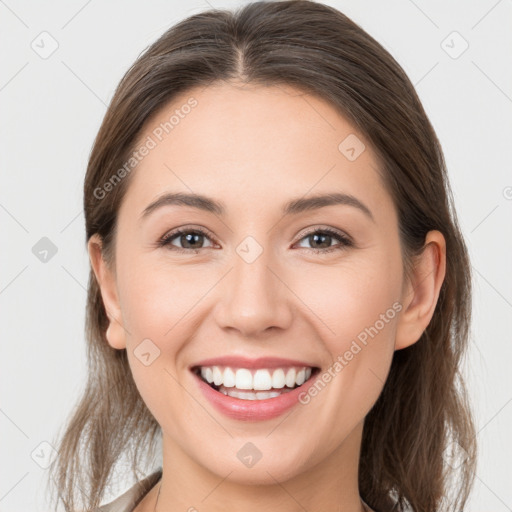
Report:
292,251,400,421
117,253,204,339
292,249,402,349
116,255,215,411
117,259,197,428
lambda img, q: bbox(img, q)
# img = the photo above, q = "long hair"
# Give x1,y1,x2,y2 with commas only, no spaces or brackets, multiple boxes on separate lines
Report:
47,1,477,510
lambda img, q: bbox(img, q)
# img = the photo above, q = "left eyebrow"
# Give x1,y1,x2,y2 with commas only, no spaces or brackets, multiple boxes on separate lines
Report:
139,191,375,223
282,192,375,223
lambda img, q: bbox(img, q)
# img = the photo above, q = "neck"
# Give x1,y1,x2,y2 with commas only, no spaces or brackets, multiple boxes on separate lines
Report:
151,420,367,512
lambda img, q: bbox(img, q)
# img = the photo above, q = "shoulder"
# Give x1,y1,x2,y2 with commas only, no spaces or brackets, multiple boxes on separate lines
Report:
94,468,163,512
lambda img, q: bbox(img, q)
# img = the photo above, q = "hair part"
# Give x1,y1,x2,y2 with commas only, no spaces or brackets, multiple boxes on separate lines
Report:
47,1,477,511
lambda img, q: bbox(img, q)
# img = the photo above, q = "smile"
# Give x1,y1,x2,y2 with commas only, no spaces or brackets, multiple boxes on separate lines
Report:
193,365,316,400
190,356,321,421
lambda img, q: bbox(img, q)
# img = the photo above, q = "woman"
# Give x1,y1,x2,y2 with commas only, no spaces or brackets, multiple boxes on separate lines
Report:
47,1,477,511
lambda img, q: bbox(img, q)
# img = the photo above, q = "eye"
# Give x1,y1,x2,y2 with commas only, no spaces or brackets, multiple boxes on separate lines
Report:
294,227,353,254
158,226,216,253
158,226,353,254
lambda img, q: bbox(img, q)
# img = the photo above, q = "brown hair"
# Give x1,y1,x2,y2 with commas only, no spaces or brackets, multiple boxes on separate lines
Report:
47,1,477,510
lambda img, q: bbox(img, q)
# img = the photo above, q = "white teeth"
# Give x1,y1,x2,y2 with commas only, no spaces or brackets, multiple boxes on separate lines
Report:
256,391,281,399
197,365,315,391
212,366,223,386
223,367,236,388
285,368,296,388
218,384,293,400
271,368,285,388
235,369,253,390
201,367,214,384
223,389,284,400
253,369,272,390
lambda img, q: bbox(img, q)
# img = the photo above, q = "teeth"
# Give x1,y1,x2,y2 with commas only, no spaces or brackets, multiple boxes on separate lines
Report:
223,367,236,387
271,368,285,389
221,388,284,400
199,365,314,391
253,369,272,390
212,366,223,386
218,384,295,400
202,367,213,384
235,369,253,390
285,368,296,387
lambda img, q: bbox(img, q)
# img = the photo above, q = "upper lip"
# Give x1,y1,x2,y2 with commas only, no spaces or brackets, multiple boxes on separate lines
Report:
190,356,318,370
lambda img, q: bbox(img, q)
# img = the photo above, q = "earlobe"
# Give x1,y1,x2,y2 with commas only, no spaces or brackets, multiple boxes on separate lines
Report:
395,230,447,351
87,234,127,350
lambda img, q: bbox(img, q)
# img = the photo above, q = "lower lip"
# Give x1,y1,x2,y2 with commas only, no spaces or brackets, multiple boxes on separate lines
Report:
192,370,318,421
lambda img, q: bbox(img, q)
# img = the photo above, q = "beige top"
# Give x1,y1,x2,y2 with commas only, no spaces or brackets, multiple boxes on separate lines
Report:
96,469,162,512
95,468,376,512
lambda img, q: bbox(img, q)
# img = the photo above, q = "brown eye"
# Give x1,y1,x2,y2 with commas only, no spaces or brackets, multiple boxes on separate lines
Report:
295,228,353,254
157,226,352,255
159,228,215,252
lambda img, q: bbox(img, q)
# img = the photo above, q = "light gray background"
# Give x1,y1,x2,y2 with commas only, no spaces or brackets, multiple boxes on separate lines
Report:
1,1,511,510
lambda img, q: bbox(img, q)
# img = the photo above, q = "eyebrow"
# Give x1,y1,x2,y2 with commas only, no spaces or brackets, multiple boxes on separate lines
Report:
140,191,374,223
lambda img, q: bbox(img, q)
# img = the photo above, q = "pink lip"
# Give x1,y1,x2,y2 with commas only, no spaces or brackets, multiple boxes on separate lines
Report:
190,355,316,370
191,367,320,422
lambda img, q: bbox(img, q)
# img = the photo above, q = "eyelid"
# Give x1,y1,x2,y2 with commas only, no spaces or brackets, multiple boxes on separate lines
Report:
159,224,218,244
158,224,353,253
294,224,353,244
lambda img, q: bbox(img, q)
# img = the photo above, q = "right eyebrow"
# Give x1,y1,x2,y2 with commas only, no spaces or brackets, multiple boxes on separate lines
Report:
140,192,226,222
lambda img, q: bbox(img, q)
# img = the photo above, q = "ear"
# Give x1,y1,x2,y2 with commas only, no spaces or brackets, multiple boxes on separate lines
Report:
395,230,447,351
87,234,127,350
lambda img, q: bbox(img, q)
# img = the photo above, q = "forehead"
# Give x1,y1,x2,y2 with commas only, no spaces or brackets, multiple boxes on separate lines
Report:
121,82,392,222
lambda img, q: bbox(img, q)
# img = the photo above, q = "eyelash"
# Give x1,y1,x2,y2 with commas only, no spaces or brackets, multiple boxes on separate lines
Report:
157,226,353,255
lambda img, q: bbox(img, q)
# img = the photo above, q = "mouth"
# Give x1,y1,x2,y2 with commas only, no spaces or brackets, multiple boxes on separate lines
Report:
190,364,321,401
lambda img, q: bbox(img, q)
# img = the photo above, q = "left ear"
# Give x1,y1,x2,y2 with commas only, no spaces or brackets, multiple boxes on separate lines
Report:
395,230,447,351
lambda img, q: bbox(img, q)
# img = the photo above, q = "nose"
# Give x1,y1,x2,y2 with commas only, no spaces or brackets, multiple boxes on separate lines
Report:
214,247,293,338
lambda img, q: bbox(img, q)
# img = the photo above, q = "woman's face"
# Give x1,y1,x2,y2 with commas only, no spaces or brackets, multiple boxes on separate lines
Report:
92,82,411,484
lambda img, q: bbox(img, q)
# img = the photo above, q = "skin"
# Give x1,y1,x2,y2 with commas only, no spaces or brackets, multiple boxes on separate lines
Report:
88,82,446,512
